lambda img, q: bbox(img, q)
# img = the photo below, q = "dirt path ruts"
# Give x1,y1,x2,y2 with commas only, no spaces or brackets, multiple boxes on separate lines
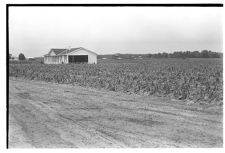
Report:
8,77,223,148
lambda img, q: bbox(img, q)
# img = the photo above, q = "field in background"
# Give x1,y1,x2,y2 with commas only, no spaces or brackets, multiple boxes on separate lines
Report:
9,58,223,105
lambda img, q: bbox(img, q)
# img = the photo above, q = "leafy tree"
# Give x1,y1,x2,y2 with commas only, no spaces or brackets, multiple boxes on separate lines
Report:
19,53,26,60
201,50,210,58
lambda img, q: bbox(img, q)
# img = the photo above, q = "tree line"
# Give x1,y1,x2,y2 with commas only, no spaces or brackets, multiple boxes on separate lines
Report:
148,50,222,58
9,53,26,60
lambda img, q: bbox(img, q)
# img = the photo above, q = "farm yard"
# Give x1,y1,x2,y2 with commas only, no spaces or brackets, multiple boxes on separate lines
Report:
8,58,223,147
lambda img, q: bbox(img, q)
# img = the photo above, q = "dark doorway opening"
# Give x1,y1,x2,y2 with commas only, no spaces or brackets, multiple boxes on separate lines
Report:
68,55,88,63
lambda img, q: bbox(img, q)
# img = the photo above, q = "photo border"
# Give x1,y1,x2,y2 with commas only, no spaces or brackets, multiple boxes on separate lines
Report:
6,3,223,149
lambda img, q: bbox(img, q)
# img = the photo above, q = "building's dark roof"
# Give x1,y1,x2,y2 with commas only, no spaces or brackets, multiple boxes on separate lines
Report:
59,47,98,55
59,47,81,55
45,47,97,56
44,49,67,56
51,49,67,55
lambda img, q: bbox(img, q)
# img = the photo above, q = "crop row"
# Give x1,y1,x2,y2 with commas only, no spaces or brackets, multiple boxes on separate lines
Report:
9,59,223,105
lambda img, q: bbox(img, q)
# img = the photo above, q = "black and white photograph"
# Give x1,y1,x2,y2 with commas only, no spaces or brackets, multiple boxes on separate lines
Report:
6,3,223,148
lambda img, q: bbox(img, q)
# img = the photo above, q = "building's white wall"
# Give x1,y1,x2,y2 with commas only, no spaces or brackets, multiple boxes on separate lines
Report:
68,49,97,64
44,56,51,64
65,55,68,63
61,55,67,63
44,55,68,64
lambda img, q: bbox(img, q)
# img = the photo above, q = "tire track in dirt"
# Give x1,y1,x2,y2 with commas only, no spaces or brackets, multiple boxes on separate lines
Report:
9,103,75,148
9,77,223,147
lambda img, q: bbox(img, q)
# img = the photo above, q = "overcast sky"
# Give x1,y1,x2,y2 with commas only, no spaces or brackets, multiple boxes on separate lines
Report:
9,7,223,57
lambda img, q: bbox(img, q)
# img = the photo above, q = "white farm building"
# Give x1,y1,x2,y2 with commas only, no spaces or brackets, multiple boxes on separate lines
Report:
44,47,97,64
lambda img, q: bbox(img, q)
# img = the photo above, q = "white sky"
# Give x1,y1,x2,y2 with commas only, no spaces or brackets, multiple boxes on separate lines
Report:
9,7,223,57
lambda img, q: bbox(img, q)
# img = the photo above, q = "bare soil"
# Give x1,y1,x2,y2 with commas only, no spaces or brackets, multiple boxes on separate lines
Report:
8,77,223,148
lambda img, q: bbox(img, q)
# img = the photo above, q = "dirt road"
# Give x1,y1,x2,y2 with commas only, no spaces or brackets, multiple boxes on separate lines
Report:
8,77,223,148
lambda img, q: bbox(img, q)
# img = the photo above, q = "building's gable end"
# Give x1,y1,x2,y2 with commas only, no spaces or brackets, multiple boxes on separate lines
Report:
49,50,56,56
84,49,98,56
67,48,97,56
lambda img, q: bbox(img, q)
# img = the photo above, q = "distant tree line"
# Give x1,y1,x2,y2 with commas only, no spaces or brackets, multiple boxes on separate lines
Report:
148,50,222,58
9,53,26,60
99,50,222,60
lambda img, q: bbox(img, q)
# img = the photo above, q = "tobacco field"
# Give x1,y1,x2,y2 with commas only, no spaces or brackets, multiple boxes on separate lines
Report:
9,58,223,105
